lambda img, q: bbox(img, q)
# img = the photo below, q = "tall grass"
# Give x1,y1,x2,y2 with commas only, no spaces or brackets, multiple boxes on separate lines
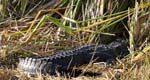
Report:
0,0,150,80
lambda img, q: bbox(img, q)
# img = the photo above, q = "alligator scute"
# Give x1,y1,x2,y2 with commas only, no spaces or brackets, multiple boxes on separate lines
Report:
18,39,129,75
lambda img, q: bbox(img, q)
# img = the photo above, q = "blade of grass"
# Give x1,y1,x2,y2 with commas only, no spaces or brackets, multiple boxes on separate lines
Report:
75,10,133,32
48,16,73,34
72,0,81,19
20,15,48,42
95,11,134,33
0,0,7,17
20,0,28,16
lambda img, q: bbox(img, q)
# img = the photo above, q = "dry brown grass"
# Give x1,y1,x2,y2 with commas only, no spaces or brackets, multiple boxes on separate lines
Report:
0,0,150,80
1,59,150,80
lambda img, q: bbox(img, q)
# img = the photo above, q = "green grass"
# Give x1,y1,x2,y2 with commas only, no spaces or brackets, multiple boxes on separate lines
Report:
0,0,150,80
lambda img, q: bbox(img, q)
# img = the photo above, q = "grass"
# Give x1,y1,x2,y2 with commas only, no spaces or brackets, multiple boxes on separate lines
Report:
0,0,150,80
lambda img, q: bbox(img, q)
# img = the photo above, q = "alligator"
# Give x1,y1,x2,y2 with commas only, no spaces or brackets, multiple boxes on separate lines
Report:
18,39,129,76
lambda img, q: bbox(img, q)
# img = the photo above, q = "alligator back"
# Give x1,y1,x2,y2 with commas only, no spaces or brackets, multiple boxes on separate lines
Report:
18,39,129,75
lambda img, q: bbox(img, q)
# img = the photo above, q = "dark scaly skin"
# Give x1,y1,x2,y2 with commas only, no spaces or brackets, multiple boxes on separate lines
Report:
18,39,129,75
